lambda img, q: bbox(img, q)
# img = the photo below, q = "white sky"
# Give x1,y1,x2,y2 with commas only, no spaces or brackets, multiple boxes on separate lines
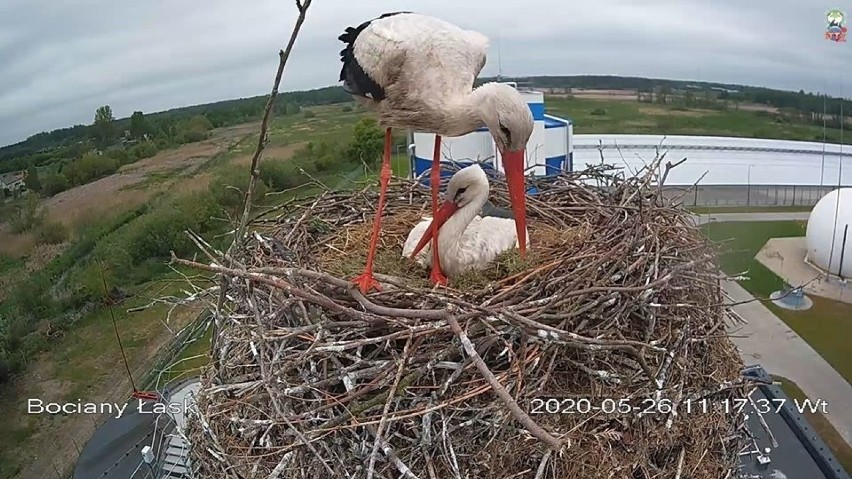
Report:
0,0,849,146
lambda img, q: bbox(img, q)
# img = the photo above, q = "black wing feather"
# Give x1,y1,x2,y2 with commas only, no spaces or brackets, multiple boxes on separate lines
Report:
338,12,413,101
481,200,514,219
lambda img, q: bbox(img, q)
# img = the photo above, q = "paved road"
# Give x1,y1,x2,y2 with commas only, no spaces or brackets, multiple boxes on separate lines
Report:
688,210,852,445
690,211,812,225
724,278,852,447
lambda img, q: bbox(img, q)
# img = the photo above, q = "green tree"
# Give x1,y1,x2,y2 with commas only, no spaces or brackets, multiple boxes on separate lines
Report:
64,153,119,185
346,117,384,166
177,115,214,143
40,173,70,196
285,103,301,115
91,105,117,149
24,164,41,193
129,111,151,139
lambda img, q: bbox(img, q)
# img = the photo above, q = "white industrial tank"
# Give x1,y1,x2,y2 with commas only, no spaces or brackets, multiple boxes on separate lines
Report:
805,188,852,278
409,83,572,185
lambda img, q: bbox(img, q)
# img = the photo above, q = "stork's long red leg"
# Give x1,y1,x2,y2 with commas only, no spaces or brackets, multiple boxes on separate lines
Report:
429,135,448,286
351,127,393,294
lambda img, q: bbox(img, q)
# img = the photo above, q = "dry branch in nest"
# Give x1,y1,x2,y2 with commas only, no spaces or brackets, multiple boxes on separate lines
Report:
176,156,756,479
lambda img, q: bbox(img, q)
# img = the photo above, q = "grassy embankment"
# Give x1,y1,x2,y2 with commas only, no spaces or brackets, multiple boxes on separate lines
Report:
0,102,406,479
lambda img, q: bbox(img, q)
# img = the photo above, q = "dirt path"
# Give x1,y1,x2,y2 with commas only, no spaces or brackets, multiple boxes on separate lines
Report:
42,122,259,227
0,122,258,479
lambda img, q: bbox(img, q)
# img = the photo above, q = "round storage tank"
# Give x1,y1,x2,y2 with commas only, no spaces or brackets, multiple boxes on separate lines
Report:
805,188,852,278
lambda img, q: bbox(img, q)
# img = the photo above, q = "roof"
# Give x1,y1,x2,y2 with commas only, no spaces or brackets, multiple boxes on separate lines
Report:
73,398,158,479
738,365,850,479
0,171,24,185
544,114,572,128
571,134,852,186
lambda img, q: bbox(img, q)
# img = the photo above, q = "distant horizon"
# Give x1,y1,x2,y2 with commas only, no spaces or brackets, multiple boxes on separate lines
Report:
4,73,851,151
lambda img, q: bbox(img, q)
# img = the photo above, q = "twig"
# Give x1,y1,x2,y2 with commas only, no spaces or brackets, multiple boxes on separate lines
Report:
447,315,563,450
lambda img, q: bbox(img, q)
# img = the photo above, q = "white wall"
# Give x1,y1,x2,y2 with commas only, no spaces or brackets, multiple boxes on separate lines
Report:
573,134,852,186
413,130,494,163
545,126,567,159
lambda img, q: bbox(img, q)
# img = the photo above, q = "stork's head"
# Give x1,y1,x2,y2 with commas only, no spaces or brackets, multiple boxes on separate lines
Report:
475,82,533,258
408,164,491,260
445,163,489,209
475,83,535,153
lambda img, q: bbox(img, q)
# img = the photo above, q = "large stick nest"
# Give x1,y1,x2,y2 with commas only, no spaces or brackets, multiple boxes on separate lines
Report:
181,157,754,479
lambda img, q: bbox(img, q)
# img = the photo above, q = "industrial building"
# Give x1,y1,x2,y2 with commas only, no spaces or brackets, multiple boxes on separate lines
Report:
573,134,852,187
408,83,573,182
405,85,852,196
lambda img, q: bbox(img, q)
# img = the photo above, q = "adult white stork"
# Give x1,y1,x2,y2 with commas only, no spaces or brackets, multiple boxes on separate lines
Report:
402,164,529,277
338,11,534,293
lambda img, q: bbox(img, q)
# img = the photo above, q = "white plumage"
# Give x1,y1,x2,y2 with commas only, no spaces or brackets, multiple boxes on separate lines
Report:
402,165,529,277
338,12,533,144
338,12,534,292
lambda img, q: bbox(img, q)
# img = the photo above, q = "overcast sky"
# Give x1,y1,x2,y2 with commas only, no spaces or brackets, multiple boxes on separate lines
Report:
0,0,848,147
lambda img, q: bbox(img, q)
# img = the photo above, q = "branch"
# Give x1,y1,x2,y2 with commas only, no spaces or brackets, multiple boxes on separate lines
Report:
212,0,313,366
446,315,564,450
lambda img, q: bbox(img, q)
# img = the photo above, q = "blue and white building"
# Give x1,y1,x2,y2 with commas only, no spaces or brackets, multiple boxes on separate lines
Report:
408,83,573,183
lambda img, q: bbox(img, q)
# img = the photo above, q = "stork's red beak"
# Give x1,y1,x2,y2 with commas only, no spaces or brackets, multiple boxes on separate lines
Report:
409,200,459,258
501,149,527,258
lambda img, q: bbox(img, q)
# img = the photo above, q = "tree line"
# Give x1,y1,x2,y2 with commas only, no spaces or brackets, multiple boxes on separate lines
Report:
0,112,385,384
0,85,351,173
481,75,852,128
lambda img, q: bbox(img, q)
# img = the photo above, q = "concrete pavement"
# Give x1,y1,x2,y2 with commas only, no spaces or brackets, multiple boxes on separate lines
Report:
724,280,852,446
687,210,851,445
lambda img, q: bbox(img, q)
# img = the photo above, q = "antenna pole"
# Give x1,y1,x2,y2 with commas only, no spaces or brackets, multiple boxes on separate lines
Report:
99,261,138,393
821,80,827,187
828,71,845,278
497,33,503,81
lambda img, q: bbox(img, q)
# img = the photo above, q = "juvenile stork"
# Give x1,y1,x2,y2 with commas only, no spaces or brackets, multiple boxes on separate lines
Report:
402,164,529,277
338,11,534,293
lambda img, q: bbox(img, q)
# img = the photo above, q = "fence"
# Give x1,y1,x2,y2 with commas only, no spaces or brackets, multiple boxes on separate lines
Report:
663,184,839,207
60,311,211,479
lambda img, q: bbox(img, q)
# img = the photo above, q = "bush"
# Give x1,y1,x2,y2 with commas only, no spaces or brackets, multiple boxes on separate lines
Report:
590,108,607,116
106,147,129,164
341,105,353,113
130,141,159,160
345,117,384,166
8,194,45,233
210,166,270,213
40,173,70,197
180,129,209,143
176,115,214,144
285,103,301,115
35,220,68,245
64,153,119,185
260,161,305,191
303,110,316,119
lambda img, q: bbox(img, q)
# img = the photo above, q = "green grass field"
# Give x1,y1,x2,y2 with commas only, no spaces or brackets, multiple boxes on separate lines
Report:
0,103,400,479
701,221,852,384
546,97,852,144
689,205,814,214
773,375,852,474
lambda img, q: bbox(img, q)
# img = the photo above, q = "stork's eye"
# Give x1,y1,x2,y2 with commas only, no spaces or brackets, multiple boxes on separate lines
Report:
455,187,467,201
499,124,512,145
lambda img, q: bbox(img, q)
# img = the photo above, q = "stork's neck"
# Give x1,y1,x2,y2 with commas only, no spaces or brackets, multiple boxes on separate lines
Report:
437,187,488,260
441,88,493,136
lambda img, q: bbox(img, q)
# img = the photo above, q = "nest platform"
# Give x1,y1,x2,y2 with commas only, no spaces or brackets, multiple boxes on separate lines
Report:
179,161,753,479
